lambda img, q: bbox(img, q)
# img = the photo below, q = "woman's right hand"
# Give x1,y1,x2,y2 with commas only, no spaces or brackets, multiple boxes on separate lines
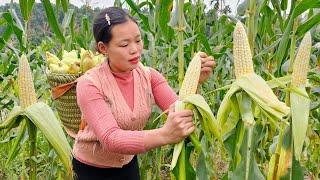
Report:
161,104,195,144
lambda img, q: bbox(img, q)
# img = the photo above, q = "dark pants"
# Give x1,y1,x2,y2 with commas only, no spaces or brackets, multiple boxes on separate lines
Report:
72,156,140,180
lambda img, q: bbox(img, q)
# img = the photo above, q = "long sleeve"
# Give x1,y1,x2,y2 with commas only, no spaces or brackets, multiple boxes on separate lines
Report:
150,68,179,111
76,79,147,155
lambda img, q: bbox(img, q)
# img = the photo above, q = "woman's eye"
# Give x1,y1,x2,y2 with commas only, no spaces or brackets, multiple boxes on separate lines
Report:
136,39,141,43
120,44,128,47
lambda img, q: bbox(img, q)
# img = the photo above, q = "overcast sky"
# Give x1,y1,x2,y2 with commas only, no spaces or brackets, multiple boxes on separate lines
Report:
0,0,239,14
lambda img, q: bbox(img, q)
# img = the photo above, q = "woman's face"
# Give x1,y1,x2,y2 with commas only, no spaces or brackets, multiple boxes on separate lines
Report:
104,20,143,73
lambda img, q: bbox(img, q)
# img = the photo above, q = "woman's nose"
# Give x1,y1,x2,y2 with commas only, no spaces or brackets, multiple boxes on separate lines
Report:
129,44,138,54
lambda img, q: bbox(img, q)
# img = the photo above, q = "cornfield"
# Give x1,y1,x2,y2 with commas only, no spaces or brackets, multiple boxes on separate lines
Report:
0,0,319,179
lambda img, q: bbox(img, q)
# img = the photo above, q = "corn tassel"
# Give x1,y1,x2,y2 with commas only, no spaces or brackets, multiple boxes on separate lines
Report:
233,21,254,79
18,54,37,108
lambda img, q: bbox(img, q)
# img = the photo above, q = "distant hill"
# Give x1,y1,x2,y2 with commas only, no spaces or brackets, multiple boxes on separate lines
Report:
0,3,101,46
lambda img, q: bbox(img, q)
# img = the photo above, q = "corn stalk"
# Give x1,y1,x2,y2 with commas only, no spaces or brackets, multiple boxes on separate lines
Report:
169,0,186,87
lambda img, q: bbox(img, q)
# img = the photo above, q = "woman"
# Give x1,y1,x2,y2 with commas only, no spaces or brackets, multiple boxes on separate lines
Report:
72,6,216,180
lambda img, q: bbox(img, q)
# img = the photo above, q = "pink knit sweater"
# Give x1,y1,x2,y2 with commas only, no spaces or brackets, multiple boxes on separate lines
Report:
73,62,178,168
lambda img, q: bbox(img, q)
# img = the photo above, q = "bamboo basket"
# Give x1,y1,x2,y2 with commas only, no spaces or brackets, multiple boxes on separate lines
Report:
46,72,82,137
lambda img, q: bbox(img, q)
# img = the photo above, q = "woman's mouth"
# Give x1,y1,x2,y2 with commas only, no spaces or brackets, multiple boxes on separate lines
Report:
129,57,140,64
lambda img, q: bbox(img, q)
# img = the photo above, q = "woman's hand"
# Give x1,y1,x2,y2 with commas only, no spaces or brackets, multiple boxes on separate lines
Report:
160,104,195,144
198,52,216,84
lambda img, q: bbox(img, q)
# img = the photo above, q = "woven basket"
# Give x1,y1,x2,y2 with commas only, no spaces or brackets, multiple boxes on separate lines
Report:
47,72,82,135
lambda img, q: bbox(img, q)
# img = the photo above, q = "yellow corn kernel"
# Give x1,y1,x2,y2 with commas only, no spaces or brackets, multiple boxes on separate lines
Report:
179,52,202,99
233,21,254,79
291,32,312,87
18,54,37,108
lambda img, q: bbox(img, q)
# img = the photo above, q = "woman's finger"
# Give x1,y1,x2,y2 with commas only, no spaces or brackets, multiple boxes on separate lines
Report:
176,110,193,117
198,51,207,58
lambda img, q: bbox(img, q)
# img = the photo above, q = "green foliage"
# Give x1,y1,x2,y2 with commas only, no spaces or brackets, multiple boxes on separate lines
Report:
0,0,319,179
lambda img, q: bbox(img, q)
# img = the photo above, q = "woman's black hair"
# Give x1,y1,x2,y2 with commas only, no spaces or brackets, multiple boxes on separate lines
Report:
93,7,137,44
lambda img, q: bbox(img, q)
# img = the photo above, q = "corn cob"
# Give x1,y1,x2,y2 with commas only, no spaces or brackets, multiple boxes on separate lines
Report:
179,52,202,99
171,52,222,172
170,52,202,171
291,32,312,87
233,21,254,79
290,32,312,161
18,54,37,108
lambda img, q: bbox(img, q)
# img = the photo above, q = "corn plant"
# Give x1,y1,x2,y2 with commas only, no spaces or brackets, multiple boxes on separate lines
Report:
170,52,222,180
0,54,73,179
217,22,290,179
267,32,312,180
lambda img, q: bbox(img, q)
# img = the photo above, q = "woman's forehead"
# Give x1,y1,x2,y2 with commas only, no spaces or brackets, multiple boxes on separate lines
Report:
111,21,141,41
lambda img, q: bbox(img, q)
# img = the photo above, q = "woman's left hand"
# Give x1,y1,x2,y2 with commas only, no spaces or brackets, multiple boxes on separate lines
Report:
198,52,216,83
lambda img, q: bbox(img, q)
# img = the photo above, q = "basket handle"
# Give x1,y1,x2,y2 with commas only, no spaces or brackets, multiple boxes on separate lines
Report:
52,80,77,100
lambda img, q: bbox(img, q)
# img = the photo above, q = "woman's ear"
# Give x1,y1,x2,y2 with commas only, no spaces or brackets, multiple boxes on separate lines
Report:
97,41,108,55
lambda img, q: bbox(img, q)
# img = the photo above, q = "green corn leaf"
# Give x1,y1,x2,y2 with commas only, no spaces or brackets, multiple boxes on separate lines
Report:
275,16,293,71
217,84,241,125
6,119,27,165
156,0,174,41
230,94,264,179
172,144,196,180
196,107,213,143
0,106,23,130
2,12,24,48
280,0,288,10
231,93,264,180
0,26,13,50
290,88,310,160
236,93,254,125
183,94,222,143
221,95,240,139
267,154,276,179
125,0,151,32
41,0,66,43
61,0,69,13
24,102,72,177
62,9,74,34
224,121,244,170
19,0,35,21
189,132,202,153
196,152,209,180
236,73,290,120
296,13,320,37
171,141,185,170
19,0,28,20
198,33,213,55
276,126,293,179
293,0,320,19
171,100,186,170
267,75,292,89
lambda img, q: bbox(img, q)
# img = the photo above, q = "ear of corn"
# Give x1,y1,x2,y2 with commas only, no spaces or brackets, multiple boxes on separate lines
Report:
291,32,311,87
233,22,254,79
179,52,202,99
290,32,312,161
18,54,37,108
170,52,222,174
